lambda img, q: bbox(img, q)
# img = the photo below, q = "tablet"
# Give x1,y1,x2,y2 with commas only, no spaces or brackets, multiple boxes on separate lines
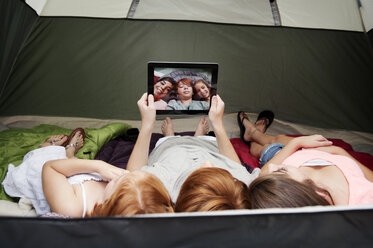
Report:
148,62,218,115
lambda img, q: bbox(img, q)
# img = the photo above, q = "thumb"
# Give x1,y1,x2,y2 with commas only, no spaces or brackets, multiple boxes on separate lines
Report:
211,95,217,108
148,94,154,106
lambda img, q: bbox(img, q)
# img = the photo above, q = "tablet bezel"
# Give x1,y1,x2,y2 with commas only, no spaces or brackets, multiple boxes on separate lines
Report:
148,61,218,115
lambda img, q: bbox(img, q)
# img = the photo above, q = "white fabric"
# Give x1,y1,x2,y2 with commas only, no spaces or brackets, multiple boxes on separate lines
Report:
0,198,37,217
80,183,86,218
67,172,104,184
27,0,132,18
277,0,364,31
142,136,260,202
361,0,373,32
133,0,274,26
302,159,334,166
24,0,368,32
155,135,216,148
2,146,67,215
2,146,105,216
26,0,47,15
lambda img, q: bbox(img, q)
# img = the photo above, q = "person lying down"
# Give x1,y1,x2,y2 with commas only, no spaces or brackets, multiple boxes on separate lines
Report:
237,111,373,208
2,128,173,217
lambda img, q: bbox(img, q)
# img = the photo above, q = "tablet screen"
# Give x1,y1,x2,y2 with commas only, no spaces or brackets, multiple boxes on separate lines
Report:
148,62,218,115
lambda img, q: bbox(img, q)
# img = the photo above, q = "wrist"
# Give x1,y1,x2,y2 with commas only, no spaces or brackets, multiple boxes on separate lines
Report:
141,121,154,131
289,138,302,150
212,125,226,137
140,124,153,135
211,120,224,131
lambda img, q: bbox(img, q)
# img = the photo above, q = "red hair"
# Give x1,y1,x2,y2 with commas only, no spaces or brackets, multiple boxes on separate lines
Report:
175,167,249,212
88,172,174,216
177,78,193,87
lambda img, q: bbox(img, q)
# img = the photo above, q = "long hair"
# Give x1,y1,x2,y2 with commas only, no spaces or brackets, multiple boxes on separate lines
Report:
247,174,331,209
88,172,174,216
175,167,249,212
193,79,211,101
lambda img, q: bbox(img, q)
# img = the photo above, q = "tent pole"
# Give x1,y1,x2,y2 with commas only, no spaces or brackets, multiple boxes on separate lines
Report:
127,0,140,18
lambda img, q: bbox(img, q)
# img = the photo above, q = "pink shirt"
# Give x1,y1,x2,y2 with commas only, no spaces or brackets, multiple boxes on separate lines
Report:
282,149,373,206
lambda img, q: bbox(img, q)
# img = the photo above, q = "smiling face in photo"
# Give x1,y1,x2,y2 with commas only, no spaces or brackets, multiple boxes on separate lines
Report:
154,80,173,100
194,80,210,99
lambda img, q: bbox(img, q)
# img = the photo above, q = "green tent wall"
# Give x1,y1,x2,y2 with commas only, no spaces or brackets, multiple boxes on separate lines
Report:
1,0,373,133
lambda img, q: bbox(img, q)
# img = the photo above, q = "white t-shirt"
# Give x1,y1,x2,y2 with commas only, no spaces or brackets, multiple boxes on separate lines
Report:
141,136,260,202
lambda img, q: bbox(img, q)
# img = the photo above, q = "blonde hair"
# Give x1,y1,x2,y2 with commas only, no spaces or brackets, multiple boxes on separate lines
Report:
247,174,331,209
88,172,174,216
175,167,249,212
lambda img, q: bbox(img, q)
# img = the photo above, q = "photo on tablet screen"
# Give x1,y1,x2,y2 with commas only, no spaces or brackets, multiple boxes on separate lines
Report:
148,62,218,114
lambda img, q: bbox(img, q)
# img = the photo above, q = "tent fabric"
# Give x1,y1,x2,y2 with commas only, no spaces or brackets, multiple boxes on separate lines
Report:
23,0,373,33
26,0,133,18
361,0,373,32
0,207,373,247
277,0,363,31
368,29,373,48
0,16,372,133
25,0,46,15
0,0,37,101
133,0,275,26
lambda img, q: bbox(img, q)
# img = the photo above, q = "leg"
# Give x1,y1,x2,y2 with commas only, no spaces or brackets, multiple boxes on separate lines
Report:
194,116,209,136
161,117,175,137
240,112,274,145
65,131,84,159
40,135,67,148
249,142,267,159
240,112,294,146
247,120,268,158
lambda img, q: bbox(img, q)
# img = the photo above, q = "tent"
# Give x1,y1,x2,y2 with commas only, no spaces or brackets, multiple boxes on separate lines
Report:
1,0,373,246
1,0,373,132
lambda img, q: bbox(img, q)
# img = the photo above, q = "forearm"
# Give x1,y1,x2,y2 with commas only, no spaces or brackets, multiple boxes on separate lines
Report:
261,139,300,172
126,124,153,171
44,159,106,177
212,122,241,164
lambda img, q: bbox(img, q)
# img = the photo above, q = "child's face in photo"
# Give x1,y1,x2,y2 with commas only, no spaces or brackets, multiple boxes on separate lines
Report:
194,81,210,99
154,80,173,100
177,82,193,99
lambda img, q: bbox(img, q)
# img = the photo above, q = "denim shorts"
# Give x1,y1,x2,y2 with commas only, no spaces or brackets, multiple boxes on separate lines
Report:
259,143,285,168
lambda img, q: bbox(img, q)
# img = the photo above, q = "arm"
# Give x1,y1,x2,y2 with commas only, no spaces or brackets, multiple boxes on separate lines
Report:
126,93,156,171
42,159,126,217
208,95,241,164
261,135,333,173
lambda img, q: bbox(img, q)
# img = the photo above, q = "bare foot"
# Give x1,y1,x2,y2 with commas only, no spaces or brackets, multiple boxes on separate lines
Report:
161,117,175,136
65,131,84,158
40,135,67,148
194,116,209,136
255,119,266,133
240,112,257,142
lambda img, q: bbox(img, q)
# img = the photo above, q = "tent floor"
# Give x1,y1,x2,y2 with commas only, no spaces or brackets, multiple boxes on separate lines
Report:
1,113,372,155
